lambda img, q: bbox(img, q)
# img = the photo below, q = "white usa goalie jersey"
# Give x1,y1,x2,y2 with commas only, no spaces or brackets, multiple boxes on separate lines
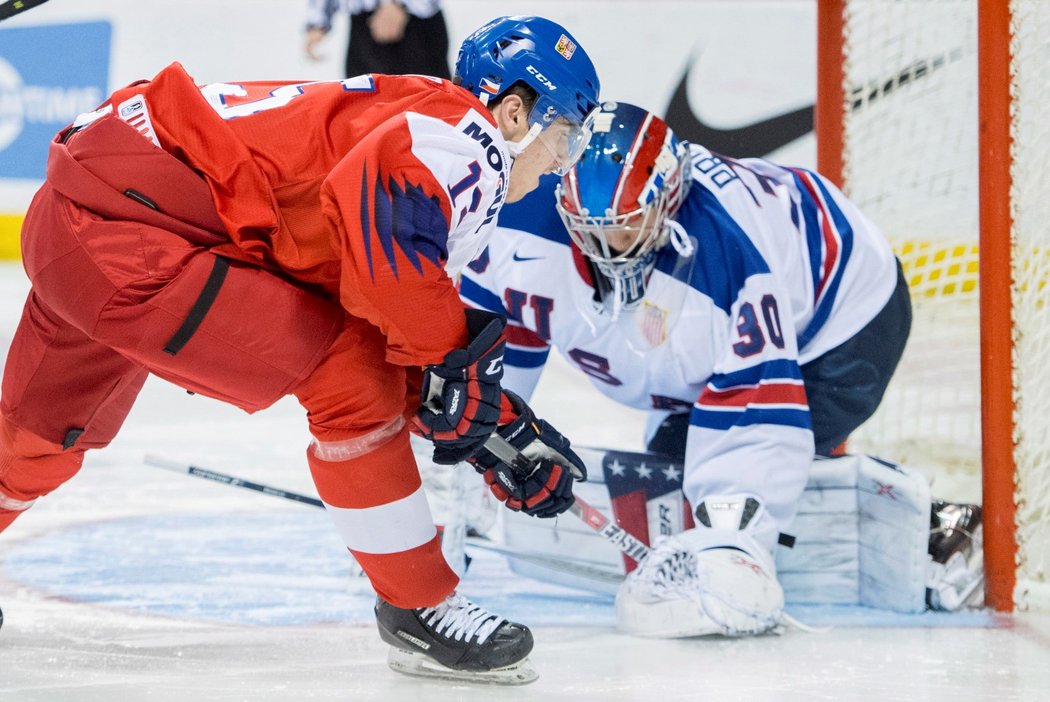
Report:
459,145,899,543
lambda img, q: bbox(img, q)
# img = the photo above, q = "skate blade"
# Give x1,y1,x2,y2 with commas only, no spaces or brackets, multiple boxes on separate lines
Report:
386,647,538,685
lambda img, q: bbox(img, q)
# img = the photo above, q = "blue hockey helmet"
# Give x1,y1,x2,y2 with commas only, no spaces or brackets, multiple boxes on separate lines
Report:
455,16,601,174
557,102,693,316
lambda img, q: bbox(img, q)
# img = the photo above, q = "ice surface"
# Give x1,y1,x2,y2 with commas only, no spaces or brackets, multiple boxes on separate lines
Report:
0,261,1049,701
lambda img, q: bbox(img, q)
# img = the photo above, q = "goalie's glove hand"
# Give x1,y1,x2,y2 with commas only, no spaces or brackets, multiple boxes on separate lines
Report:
413,309,507,465
469,390,587,518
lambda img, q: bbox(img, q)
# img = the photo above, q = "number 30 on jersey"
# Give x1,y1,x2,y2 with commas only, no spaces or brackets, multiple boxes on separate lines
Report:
733,294,785,357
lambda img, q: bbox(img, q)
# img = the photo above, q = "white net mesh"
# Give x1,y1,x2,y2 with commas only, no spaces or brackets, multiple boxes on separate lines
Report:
837,0,1050,610
838,0,981,486
1008,0,1050,610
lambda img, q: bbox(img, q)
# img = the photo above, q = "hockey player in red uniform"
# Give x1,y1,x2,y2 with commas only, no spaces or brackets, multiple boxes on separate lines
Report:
0,16,599,683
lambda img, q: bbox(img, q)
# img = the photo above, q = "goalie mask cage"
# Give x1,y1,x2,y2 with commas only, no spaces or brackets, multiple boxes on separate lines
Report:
816,0,1050,612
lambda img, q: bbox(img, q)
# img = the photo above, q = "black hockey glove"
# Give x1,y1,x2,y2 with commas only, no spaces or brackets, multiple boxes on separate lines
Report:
469,390,587,518
413,308,507,464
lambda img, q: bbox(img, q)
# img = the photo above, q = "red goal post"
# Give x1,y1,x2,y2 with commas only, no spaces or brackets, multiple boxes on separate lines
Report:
816,0,1046,612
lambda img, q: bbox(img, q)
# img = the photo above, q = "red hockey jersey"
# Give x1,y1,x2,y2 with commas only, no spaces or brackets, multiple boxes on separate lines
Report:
93,63,510,366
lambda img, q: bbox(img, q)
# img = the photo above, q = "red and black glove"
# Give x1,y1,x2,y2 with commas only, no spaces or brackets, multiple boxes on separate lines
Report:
413,309,506,464
469,390,587,518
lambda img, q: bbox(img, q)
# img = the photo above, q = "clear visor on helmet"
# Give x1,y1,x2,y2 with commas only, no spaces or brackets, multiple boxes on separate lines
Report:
516,99,597,176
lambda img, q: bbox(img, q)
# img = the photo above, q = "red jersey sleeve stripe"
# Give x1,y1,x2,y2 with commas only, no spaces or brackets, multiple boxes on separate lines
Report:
699,380,808,408
506,323,548,348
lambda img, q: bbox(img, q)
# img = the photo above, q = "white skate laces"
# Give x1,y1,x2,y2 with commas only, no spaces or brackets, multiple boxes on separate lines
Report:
376,590,537,684
419,593,505,644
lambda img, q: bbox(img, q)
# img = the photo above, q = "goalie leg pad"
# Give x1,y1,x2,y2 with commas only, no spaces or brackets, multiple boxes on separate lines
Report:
499,449,944,614
776,454,932,613
857,455,931,612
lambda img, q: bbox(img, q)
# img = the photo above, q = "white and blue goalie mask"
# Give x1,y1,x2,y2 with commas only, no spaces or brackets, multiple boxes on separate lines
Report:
556,102,693,318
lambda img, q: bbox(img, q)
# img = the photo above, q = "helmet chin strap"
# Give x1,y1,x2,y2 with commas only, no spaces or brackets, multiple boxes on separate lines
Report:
602,219,694,323
667,218,695,258
505,123,543,158
609,276,626,321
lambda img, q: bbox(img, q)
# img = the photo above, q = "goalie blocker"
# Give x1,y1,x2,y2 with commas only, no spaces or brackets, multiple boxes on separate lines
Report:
497,449,982,613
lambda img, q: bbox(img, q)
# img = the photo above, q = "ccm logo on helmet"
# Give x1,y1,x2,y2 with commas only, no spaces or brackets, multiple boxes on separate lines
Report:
526,65,557,92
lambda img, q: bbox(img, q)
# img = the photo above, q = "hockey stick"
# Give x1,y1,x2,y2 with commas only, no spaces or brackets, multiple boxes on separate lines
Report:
143,452,629,586
150,441,654,564
144,453,325,508
147,441,653,565
481,434,651,563
145,440,646,562
0,0,51,22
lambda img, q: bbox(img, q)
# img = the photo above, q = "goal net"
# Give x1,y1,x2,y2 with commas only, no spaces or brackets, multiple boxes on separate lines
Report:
817,0,1050,611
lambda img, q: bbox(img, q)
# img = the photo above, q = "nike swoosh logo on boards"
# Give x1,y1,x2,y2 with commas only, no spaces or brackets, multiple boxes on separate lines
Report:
664,60,814,158
665,49,947,158
512,252,544,262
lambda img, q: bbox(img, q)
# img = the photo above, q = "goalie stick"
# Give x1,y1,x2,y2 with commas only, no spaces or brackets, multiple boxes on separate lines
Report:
143,452,631,585
0,0,50,22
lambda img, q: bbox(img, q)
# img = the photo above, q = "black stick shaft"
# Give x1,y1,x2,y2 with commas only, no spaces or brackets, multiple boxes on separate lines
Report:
143,454,325,508
0,0,52,22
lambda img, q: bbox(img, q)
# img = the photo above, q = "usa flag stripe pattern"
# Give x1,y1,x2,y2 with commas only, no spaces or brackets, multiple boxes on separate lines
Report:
788,168,855,350
694,359,810,431
504,322,550,368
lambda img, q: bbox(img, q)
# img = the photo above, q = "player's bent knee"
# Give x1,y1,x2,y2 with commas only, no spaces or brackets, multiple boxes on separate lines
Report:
0,415,85,504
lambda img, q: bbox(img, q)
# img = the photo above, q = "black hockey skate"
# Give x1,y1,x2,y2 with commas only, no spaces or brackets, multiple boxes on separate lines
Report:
375,592,537,684
927,501,984,610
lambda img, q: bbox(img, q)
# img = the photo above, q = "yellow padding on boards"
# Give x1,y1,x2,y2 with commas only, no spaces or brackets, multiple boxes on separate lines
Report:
0,215,23,260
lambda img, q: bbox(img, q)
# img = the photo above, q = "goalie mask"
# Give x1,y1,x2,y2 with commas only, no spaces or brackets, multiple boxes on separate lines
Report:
557,102,694,317
455,16,601,175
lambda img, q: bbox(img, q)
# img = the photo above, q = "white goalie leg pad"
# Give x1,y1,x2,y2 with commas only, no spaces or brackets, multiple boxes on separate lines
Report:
857,455,931,612
616,496,784,638
497,449,935,613
776,455,931,612
774,456,862,606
